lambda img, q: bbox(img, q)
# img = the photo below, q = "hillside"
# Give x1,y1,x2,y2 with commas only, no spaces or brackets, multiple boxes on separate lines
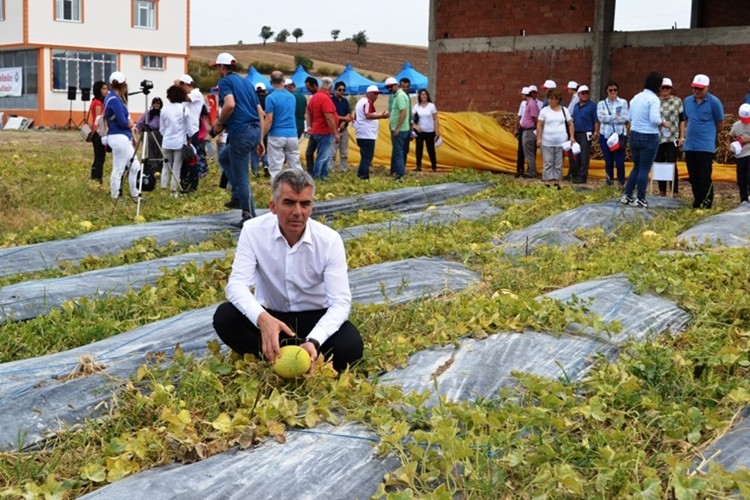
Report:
190,41,427,82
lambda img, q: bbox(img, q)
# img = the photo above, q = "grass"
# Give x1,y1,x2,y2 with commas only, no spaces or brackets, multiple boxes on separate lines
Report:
1,130,749,498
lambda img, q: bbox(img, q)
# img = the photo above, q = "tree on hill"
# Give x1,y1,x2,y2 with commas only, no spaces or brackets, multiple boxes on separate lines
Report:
352,30,368,54
292,28,304,42
259,26,274,45
275,29,290,42
331,29,340,41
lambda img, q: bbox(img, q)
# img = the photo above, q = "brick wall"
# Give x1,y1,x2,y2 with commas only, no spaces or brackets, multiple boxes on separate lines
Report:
434,0,596,39
437,49,592,112
698,1,750,28
608,44,750,115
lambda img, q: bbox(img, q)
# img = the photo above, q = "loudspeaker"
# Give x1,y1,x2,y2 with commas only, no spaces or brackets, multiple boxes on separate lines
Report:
67,86,77,101
80,88,91,101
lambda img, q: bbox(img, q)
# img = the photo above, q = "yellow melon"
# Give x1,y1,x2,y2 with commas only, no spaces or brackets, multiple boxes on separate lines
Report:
273,345,311,378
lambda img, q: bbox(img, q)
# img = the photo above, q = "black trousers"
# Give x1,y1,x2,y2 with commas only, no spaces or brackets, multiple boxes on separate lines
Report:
515,131,525,176
305,135,318,174
655,141,679,194
685,151,714,208
91,132,106,182
213,302,364,372
415,131,437,170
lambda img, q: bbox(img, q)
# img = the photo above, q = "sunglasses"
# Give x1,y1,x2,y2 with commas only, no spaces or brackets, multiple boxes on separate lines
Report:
607,88,618,92
336,88,345,92
661,86,672,90
580,91,590,94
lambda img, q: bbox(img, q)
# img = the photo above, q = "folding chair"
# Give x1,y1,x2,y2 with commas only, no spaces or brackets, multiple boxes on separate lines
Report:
650,162,675,197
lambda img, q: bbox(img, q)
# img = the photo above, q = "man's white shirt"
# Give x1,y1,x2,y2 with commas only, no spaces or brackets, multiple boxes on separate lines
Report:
226,213,352,346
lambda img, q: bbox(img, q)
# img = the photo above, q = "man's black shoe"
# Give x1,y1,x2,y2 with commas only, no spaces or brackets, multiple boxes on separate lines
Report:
224,199,241,209
234,211,253,229
522,173,536,179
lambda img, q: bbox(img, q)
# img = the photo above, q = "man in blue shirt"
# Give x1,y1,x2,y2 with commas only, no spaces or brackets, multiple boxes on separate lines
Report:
329,81,352,172
744,77,750,105
683,74,724,209
571,85,599,183
211,52,264,227
263,70,303,179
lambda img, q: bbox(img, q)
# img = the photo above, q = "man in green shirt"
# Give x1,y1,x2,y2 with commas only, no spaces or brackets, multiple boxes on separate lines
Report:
387,77,410,180
285,79,308,139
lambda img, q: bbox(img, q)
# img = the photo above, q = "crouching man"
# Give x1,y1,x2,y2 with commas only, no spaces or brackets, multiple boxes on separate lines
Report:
213,169,364,372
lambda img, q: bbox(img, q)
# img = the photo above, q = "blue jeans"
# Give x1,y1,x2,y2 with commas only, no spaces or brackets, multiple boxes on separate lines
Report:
391,131,409,177
356,138,375,179
219,124,260,217
311,133,333,179
624,131,659,201
599,134,627,185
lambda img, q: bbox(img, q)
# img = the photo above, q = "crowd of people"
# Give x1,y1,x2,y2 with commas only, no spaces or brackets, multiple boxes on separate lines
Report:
87,72,211,204
88,57,747,219
515,72,748,208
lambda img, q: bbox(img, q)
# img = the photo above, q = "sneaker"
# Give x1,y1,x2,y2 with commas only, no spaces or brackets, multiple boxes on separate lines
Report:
633,198,648,208
224,198,241,209
620,195,634,205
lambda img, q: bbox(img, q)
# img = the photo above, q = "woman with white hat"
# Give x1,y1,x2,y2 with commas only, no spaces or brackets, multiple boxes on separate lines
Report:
103,71,142,202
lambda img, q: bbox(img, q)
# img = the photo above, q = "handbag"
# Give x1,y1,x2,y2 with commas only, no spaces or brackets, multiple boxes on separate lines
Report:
181,106,197,165
79,123,94,142
95,98,111,137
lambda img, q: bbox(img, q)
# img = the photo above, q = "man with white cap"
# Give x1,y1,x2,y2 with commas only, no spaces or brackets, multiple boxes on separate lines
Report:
683,73,724,209
519,85,540,178
570,84,598,183
655,77,685,196
211,52,264,226
386,76,410,180
566,81,579,114
727,103,750,204
354,84,390,180
284,78,307,138
262,70,303,180
178,73,209,187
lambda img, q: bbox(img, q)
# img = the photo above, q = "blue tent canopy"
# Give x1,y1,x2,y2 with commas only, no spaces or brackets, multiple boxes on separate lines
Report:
333,64,378,95
290,65,318,95
394,61,427,93
374,61,428,94
245,66,271,91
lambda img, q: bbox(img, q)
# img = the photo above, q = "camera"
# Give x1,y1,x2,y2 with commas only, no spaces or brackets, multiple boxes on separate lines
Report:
140,80,154,95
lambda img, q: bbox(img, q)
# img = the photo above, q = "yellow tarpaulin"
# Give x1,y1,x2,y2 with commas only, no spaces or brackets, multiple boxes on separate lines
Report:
323,111,737,182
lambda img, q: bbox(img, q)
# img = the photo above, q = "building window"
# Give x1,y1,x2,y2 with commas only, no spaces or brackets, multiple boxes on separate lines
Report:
56,0,81,22
142,55,164,70
133,0,155,29
0,50,38,110
52,50,116,92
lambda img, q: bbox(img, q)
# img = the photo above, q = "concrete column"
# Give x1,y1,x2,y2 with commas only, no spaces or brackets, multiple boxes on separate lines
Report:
428,0,437,100
591,0,615,101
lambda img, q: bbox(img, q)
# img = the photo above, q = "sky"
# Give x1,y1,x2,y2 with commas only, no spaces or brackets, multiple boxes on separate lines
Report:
190,0,431,47
190,0,692,47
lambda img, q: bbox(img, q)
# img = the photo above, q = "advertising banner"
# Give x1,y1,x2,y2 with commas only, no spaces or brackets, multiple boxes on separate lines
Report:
0,67,23,97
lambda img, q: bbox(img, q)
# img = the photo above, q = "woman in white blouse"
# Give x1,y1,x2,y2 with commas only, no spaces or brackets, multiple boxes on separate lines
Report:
536,88,576,189
159,85,189,196
412,89,440,172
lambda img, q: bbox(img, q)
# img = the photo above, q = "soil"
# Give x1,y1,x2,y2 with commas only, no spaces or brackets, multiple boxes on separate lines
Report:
190,41,428,82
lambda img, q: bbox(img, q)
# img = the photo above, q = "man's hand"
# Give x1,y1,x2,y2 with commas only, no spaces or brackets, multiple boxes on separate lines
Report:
299,342,319,364
257,311,295,363
256,142,265,157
